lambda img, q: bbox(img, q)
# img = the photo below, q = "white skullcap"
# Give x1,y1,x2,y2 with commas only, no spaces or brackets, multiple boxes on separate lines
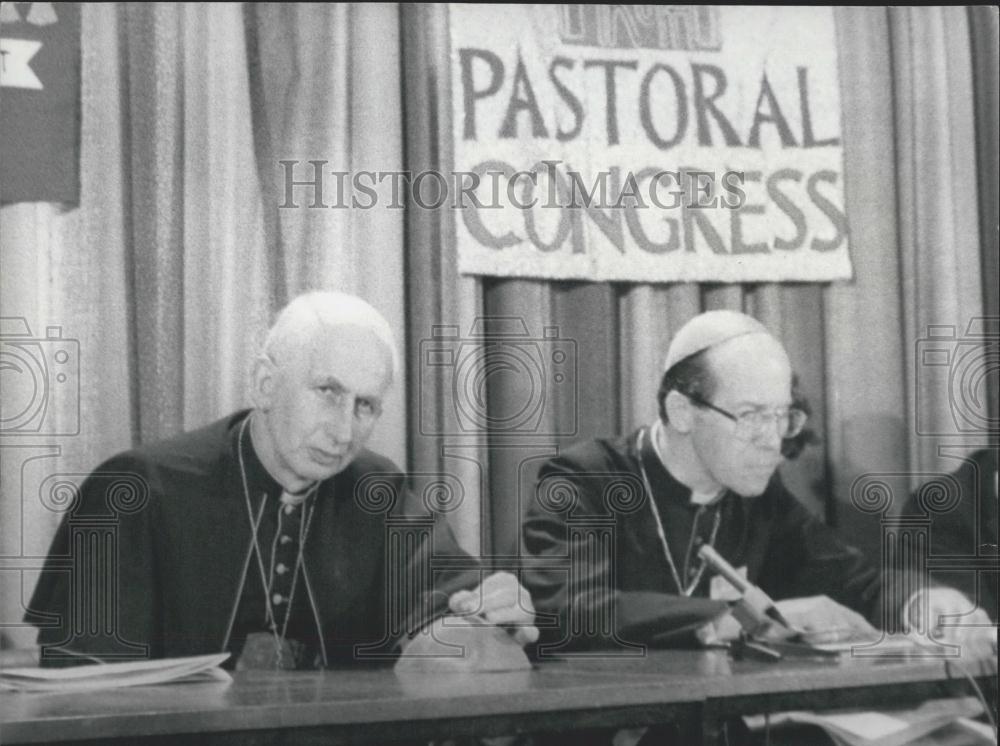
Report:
663,310,771,372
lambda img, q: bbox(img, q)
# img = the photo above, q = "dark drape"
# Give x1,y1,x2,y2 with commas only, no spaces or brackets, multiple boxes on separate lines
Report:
968,6,1000,451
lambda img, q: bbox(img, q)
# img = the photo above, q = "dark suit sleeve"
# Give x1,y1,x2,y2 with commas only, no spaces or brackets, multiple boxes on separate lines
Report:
922,513,999,622
903,452,998,621
26,453,161,665
757,483,897,625
523,454,726,651
382,475,483,650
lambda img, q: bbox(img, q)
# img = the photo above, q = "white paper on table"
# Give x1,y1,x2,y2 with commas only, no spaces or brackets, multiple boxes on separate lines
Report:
0,653,231,692
819,712,909,739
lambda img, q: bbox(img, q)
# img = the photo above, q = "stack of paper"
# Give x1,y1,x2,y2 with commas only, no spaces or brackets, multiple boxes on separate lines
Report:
744,697,986,746
1,653,231,693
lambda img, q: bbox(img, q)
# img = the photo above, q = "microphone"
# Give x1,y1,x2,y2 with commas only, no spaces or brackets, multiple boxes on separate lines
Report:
696,542,794,631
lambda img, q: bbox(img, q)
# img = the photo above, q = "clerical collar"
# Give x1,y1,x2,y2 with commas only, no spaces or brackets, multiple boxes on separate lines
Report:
280,489,312,507
648,420,725,507
690,490,720,506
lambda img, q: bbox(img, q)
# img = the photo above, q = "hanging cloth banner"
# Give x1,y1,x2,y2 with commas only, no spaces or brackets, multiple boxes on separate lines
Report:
1,2,81,206
449,5,853,283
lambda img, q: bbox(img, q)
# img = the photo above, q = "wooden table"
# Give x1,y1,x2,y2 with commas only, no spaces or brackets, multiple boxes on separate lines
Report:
1,650,995,745
555,647,998,743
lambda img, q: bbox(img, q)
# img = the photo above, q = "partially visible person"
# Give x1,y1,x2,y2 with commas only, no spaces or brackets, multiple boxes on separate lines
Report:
903,448,998,630
27,291,536,669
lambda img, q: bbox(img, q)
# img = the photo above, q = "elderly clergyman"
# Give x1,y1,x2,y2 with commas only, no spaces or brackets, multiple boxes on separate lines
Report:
523,310,993,652
29,291,537,669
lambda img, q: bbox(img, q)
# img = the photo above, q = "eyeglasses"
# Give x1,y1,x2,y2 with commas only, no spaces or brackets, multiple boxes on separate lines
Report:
684,392,808,442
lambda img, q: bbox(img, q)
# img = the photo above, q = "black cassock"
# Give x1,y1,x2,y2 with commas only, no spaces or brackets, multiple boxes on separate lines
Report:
27,411,480,668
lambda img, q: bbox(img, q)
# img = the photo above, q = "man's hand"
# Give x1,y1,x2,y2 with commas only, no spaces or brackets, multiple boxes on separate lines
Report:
905,588,996,658
698,595,878,646
772,595,879,644
448,572,539,646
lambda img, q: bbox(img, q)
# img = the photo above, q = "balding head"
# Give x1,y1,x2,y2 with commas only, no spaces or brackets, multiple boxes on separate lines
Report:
262,291,399,385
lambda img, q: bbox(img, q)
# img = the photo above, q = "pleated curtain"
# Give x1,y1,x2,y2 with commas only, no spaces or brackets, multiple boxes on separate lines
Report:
0,2,407,647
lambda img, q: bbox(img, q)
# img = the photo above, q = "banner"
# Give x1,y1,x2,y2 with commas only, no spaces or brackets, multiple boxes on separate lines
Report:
1,2,81,206
449,5,853,283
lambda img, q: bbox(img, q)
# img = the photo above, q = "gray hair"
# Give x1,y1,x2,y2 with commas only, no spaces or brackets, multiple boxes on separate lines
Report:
262,291,400,385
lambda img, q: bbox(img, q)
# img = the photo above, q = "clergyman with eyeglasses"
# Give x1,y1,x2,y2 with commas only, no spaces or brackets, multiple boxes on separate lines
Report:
522,310,992,653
